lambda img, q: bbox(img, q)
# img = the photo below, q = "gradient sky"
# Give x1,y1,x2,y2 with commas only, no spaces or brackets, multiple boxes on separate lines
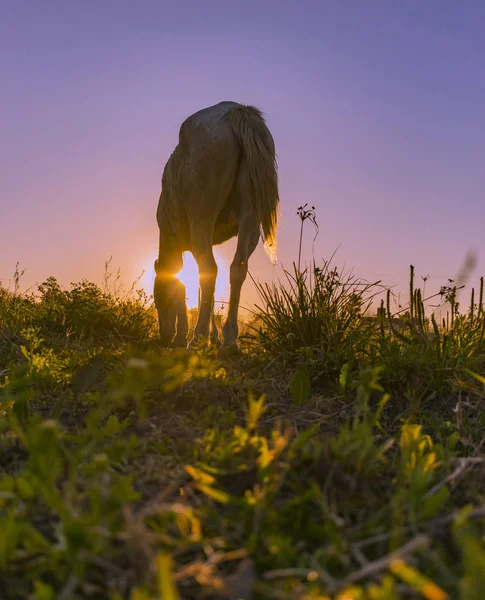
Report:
2,1,485,314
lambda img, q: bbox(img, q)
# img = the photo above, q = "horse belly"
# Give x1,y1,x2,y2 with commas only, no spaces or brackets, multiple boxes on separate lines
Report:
213,220,238,245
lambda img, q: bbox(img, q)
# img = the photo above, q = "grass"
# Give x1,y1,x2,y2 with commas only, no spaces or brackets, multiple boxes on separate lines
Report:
1,259,485,600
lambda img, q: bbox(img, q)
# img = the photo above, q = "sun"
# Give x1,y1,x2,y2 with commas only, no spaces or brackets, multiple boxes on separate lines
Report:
140,251,229,309
175,253,201,307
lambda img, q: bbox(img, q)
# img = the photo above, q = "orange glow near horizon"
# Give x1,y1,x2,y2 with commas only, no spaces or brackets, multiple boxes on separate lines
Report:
2,3,485,323
141,251,230,309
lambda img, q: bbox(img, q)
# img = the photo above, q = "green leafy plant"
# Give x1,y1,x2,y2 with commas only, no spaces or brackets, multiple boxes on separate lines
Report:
1,253,485,599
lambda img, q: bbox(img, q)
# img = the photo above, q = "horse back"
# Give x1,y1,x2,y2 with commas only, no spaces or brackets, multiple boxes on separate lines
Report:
163,103,243,213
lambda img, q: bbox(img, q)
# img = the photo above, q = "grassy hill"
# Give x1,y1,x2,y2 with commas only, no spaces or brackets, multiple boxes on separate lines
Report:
1,262,485,599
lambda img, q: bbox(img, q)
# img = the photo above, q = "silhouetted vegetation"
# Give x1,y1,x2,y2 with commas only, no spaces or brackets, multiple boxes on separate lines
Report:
1,258,485,599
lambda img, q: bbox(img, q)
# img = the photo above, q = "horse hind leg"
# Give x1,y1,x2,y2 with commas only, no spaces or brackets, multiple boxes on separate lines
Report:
222,216,260,351
172,279,188,347
210,310,221,346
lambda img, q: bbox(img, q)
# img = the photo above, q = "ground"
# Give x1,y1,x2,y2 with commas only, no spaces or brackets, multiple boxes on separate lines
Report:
1,264,485,599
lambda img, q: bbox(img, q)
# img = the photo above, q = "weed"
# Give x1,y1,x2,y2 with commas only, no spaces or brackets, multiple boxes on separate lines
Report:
1,251,485,598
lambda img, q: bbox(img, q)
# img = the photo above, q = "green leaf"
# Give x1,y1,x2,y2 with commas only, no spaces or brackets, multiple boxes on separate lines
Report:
0,476,15,492
32,580,55,600
102,415,122,436
453,512,485,600
419,486,449,519
289,422,319,454
290,366,311,406
245,393,267,431
16,476,34,500
185,465,216,486
0,511,19,568
447,431,460,451
389,559,446,600
465,369,485,386
156,553,180,600
196,484,234,505
339,362,350,390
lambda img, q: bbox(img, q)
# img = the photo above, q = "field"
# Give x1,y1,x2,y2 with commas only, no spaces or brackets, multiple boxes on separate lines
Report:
1,260,485,600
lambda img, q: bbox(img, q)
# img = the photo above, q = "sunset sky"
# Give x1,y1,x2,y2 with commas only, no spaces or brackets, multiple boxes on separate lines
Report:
2,1,484,314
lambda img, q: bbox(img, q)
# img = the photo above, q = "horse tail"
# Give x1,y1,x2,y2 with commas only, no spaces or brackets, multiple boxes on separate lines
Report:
229,105,279,263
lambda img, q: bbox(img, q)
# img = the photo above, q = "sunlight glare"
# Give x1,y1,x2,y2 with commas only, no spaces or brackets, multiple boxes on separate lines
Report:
141,251,229,309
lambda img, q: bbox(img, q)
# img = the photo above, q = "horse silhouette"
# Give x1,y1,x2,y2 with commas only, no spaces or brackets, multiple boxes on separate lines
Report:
154,101,279,349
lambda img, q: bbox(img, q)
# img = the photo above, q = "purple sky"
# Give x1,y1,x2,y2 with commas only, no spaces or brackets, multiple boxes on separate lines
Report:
2,1,485,313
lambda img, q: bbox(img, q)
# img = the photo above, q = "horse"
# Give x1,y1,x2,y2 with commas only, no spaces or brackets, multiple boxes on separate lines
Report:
153,101,279,349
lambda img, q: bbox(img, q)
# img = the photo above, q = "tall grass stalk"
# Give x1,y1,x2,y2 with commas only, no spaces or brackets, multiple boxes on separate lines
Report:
296,204,318,272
